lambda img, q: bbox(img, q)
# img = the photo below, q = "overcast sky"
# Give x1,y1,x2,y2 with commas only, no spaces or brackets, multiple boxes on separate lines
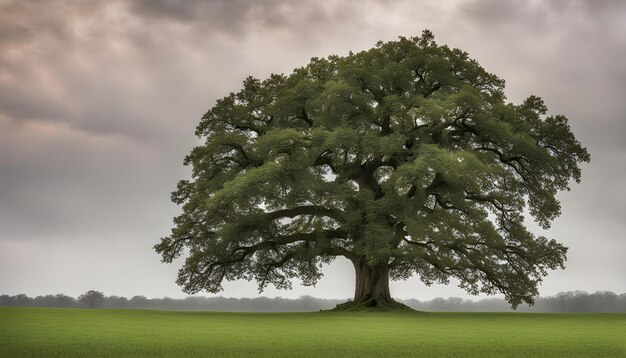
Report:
1,0,624,300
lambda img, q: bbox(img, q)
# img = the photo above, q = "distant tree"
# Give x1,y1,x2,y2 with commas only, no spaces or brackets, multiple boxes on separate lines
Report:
105,295,128,308
14,294,31,306
54,294,76,308
78,290,104,308
34,295,56,307
156,30,590,310
129,295,148,308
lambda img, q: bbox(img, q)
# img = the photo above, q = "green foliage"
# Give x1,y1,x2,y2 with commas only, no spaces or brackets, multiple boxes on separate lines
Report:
2,308,625,357
156,30,590,308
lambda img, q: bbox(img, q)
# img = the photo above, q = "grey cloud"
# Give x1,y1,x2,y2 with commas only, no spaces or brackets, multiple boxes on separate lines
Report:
0,0,624,299
462,0,626,25
128,0,281,26
0,0,364,140
0,19,32,48
461,0,533,27
0,0,104,51
0,1,119,129
0,117,183,241
0,86,70,121
126,0,360,36
545,0,626,14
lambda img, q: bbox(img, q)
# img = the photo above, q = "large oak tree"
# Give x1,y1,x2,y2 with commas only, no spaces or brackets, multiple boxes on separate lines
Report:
156,31,589,310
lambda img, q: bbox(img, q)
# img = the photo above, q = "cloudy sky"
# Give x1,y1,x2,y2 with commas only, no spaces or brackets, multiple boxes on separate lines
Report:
1,0,624,301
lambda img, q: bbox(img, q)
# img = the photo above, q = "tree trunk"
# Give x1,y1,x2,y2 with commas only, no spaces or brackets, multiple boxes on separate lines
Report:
331,257,412,311
353,258,392,305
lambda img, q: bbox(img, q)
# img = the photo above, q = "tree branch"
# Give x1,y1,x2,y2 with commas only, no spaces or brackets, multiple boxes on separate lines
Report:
264,205,345,223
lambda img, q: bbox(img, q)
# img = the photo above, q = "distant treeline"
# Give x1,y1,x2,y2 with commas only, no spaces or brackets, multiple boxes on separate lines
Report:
403,291,626,312
1,291,625,312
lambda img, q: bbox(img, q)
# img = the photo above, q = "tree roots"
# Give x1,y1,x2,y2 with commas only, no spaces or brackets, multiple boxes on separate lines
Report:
329,298,415,312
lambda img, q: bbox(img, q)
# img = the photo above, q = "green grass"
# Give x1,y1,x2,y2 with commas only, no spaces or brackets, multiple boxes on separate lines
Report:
1,307,624,357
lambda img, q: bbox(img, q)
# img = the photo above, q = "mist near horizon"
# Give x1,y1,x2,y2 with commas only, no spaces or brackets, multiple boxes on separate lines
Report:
3,290,625,313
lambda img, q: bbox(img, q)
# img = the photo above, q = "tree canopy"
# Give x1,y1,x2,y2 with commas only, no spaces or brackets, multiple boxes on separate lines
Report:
156,30,589,310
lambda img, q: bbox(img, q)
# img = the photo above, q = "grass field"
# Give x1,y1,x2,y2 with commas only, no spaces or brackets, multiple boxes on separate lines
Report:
1,307,624,357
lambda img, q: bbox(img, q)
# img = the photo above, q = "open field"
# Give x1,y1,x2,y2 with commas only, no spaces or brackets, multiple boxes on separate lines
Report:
1,307,624,357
